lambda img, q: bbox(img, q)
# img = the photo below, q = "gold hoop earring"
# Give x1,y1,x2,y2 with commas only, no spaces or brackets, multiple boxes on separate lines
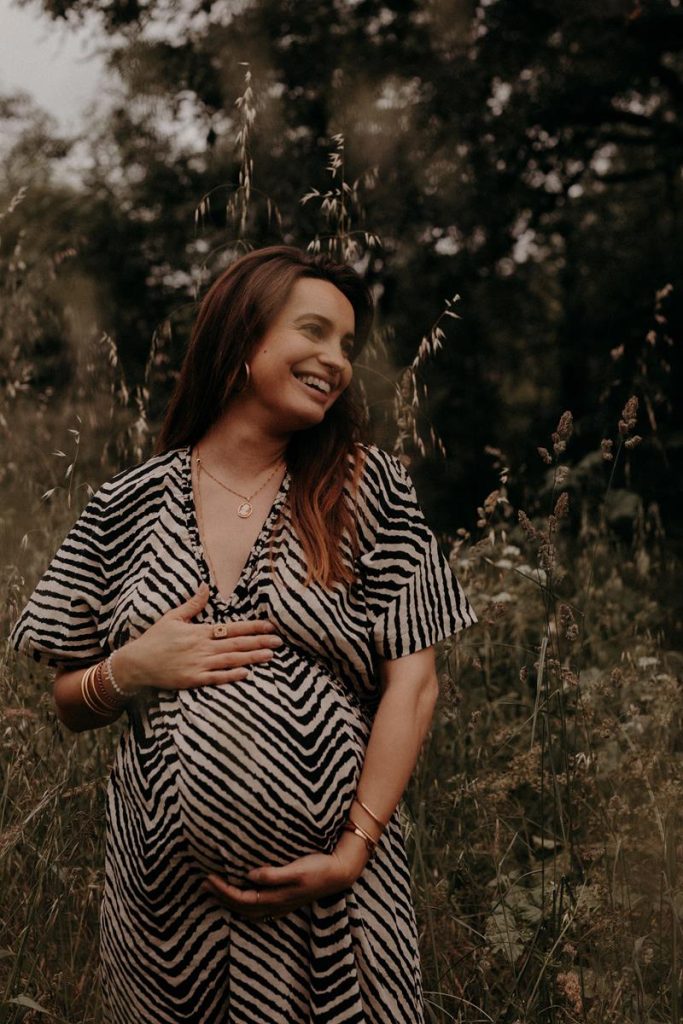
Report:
236,361,251,393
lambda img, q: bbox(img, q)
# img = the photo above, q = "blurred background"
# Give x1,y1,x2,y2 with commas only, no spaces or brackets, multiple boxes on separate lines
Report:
1,1,682,1021
2,0,680,533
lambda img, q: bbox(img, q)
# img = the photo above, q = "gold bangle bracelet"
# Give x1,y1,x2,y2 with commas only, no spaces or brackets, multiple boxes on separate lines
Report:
85,665,112,715
93,660,124,710
343,823,375,855
81,664,115,716
346,816,378,851
353,798,387,830
80,666,103,715
87,664,114,714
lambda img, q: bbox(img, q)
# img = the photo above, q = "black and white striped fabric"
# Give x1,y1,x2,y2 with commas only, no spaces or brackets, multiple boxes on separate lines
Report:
9,443,478,1024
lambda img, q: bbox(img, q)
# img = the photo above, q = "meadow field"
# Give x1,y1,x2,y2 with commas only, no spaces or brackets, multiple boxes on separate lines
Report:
1,315,678,1022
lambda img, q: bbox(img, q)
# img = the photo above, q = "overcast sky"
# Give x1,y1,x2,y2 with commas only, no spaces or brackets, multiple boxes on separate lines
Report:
0,0,107,132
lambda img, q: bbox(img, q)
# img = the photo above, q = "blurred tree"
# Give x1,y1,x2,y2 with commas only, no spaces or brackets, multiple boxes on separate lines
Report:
3,0,681,527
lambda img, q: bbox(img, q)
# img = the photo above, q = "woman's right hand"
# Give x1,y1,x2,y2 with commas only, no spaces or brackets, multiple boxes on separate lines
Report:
112,582,282,694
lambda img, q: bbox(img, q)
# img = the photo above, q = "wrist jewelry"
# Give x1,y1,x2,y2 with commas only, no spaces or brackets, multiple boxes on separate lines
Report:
106,652,136,698
81,664,111,716
343,823,374,855
343,816,378,855
80,661,126,717
89,663,120,715
353,798,387,831
93,668,120,711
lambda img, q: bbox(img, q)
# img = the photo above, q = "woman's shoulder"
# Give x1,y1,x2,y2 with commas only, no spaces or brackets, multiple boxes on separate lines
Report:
99,445,185,498
349,442,410,489
81,446,186,529
346,443,415,522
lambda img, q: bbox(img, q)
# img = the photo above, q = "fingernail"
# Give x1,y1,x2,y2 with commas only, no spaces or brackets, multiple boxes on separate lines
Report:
271,637,283,646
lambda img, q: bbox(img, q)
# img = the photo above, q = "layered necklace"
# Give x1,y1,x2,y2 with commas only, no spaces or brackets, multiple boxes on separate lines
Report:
194,449,286,519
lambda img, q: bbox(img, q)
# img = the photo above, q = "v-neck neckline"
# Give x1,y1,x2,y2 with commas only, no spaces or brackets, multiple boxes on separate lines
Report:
180,444,290,612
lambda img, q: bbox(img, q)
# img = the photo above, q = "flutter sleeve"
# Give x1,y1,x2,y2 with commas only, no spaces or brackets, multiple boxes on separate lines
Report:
358,447,478,659
8,482,114,670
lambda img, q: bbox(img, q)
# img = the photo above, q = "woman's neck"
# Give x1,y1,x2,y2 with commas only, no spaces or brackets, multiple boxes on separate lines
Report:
197,408,290,480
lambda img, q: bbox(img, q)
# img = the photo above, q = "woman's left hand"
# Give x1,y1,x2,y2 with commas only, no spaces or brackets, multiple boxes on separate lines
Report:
201,845,366,921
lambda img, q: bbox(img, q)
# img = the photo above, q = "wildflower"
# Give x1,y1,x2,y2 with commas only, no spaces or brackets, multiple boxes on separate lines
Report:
560,666,579,687
518,509,539,539
555,465,569,485
600,439,614,461
483,490,501,515
537,446,552,464
618,395,638,435
552,410,573,456
467,709,481,730
556,410,573,440
558,603,574,627
556,971,583,1015
539,538,557,575
624,435,642,449
553,492,569,520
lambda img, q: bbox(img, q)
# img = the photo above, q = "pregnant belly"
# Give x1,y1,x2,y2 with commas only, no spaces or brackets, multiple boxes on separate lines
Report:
171,646,371,882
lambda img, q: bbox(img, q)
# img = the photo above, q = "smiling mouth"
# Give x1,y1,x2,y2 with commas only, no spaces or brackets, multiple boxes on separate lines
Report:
292,372,333,396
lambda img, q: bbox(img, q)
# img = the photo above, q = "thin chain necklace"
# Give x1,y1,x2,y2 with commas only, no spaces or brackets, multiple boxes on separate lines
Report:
194,449,286,519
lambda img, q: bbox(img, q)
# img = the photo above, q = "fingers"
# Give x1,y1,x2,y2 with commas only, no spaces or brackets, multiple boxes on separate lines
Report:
193,668,251,687
206,638,284,663
248,864,302,886
189,649,275,686
201,619,281,640
169,582,211,621
202,875,301,920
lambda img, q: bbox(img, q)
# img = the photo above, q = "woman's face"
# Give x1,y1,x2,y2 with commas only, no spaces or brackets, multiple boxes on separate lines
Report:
243,276,356,432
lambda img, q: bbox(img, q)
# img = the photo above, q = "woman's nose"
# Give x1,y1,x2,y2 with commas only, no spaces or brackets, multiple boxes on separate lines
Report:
319,340,347,370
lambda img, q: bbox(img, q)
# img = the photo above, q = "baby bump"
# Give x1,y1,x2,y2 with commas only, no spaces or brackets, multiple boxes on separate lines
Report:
170,645,371,881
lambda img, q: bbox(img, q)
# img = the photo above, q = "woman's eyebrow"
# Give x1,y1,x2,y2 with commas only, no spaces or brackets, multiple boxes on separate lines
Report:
293,313,355,343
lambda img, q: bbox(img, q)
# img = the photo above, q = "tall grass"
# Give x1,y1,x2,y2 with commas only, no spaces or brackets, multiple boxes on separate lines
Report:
1,69,679,1023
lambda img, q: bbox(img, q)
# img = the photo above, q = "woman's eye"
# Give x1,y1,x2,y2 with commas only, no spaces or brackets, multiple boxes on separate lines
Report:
303,323,323,336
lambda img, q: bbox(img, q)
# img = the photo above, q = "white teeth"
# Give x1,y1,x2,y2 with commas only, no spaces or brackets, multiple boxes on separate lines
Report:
295,374,332,394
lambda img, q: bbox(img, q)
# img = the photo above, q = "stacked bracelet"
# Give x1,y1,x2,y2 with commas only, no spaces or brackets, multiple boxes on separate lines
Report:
343,817,378,855
353,797,387,831
80,656,134,717
342,797,389,858
105,652,130,698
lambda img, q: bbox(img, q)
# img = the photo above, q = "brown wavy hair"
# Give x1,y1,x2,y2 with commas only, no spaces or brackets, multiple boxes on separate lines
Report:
155,245,375,588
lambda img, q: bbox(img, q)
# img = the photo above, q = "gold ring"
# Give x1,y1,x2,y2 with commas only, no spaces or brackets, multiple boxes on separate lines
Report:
212,623,229,639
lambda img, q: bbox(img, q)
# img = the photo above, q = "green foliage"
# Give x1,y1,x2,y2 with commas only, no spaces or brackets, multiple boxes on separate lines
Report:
1,2,682,1020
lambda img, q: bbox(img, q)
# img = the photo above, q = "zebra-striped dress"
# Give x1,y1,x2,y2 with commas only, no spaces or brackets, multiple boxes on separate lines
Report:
9,442,478,1024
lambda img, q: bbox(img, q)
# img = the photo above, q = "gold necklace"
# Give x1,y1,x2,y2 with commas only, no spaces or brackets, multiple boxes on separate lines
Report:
194,450,286,519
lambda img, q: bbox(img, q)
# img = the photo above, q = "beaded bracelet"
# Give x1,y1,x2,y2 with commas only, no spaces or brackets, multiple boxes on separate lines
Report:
80,660,128,717
105,652,132,698
93,661,122,711
81,664,112,716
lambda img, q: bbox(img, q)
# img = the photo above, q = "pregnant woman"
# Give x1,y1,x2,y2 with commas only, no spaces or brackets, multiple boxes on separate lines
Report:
9,245,478,1023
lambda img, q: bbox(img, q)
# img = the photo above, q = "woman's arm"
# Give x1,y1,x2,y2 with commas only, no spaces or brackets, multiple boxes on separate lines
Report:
203,646,441,917
53,652,139,734
332,645,440,880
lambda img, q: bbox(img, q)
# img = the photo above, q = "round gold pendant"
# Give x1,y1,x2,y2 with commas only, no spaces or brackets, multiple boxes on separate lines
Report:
237,501,253,518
